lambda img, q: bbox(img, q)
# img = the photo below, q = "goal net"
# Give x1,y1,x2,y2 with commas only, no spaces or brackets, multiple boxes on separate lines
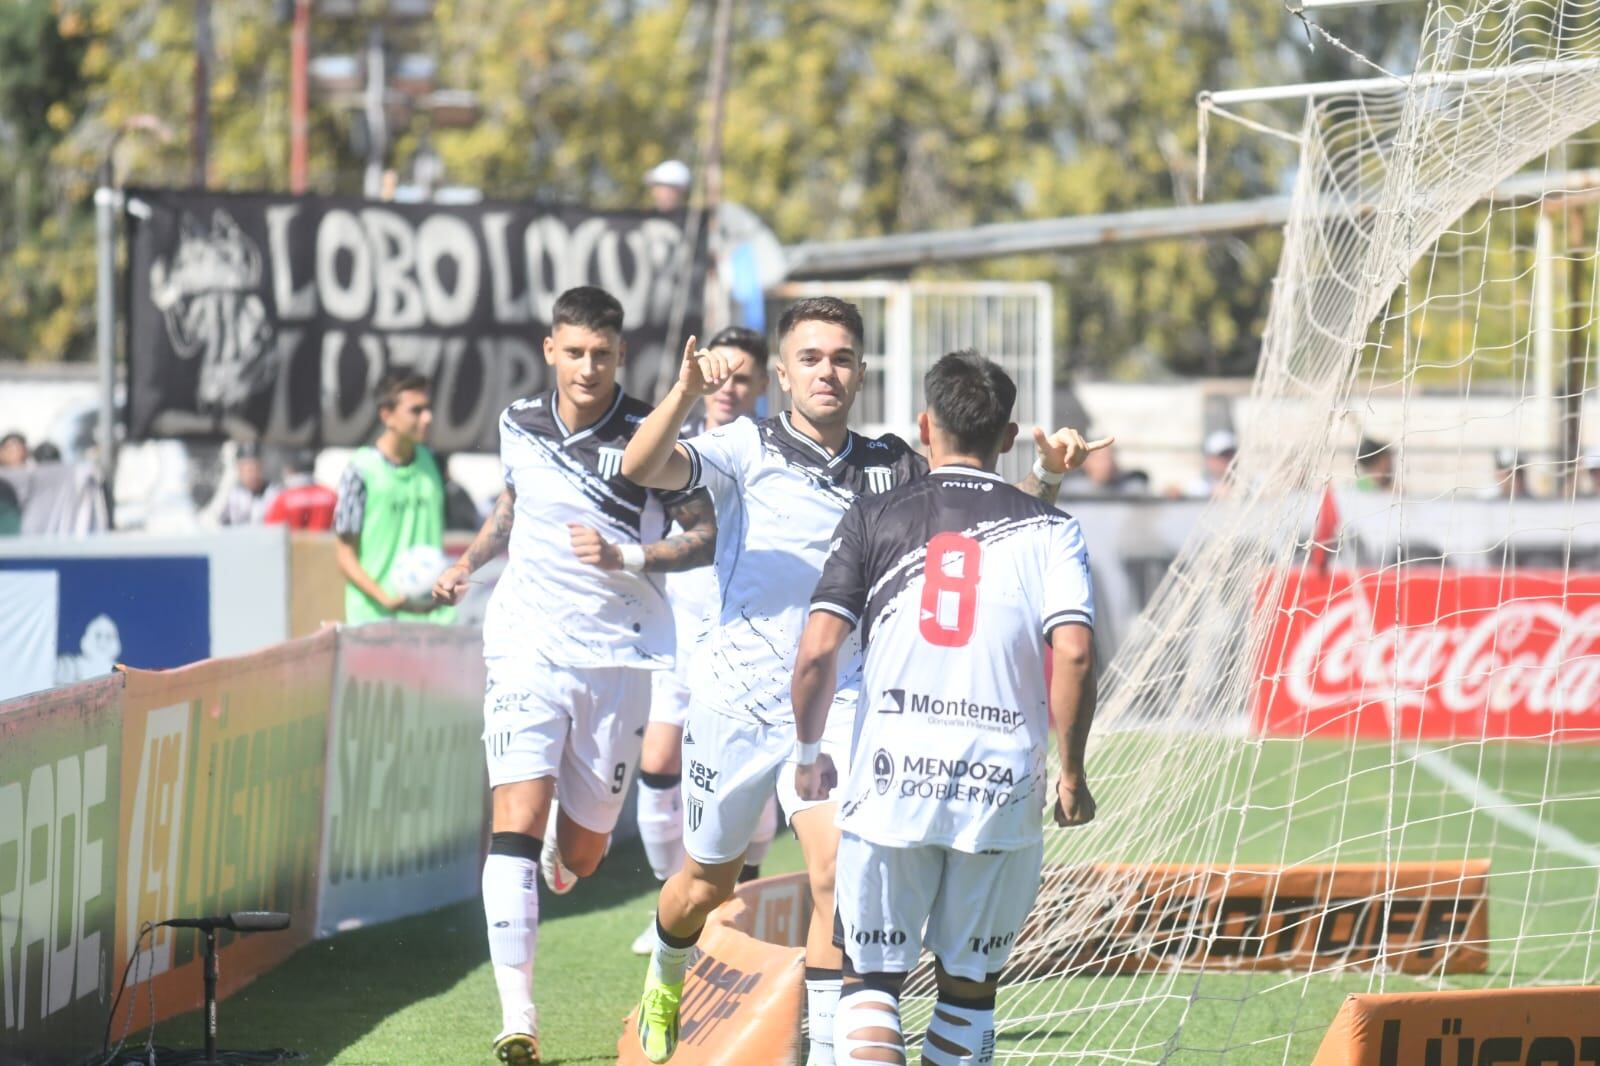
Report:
905,3,1600,1060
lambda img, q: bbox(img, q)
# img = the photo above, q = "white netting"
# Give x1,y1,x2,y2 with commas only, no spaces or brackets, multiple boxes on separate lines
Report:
905,2,1600,1060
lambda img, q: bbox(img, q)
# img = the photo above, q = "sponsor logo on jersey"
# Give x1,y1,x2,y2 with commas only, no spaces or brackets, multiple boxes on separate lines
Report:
941,478,994,492
877,688,1024,732
865,466,895,494
688,759,719,792
687,796,704,831
897,755,1021,807
872,749,894,794
684,724,696,745
597,446,625,479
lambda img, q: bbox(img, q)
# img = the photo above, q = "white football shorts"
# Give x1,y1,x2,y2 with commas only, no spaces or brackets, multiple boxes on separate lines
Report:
680,702,850,865
834,831,1045,982
482,656,651,834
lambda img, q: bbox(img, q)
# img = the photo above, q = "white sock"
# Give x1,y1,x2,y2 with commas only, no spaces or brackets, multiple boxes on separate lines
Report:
649,915,699,985
483,852,539,1036
834,987,902,1065
805,972,841,1065
922,999,996,1065
637,777,685,882
746,795,779,868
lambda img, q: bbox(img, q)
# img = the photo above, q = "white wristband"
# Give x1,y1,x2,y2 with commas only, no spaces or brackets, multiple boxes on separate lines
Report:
618,543,646,572
1032,457,1065,485
792,739,822,764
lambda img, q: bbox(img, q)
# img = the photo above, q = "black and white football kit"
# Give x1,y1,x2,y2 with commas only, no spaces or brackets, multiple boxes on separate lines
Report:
649,417,713,731
810,465,1094,980
676,413,926,863
482,387,677,833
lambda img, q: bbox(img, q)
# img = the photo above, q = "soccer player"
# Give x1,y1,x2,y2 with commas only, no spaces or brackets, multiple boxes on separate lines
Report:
633,326,779,955
624,297,1093,1064
791,350,1102,1066
432,287,715,1066
334,371,452,623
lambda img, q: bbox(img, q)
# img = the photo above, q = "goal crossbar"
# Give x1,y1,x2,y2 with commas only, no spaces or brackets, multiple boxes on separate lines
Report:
1202,55,1600,107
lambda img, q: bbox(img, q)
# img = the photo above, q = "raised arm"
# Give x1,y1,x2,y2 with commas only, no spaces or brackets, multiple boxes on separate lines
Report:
1014,427,1115,505
621,335,732,489
433,487,515,604
1050,622,1097,827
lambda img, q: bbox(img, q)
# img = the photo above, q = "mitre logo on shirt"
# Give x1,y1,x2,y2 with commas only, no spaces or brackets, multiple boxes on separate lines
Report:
597,446,624,479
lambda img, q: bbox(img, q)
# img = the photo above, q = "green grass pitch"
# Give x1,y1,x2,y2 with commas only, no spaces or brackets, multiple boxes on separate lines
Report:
117,738,1599,1064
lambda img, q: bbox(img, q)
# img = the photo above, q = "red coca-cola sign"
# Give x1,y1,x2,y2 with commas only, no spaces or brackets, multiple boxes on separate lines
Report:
1254,570,1600,739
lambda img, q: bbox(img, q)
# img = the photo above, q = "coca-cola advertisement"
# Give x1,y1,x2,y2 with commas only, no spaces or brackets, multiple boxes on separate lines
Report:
1253,569,1600,740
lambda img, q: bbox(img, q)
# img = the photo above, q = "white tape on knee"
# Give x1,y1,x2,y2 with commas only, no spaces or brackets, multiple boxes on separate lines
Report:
835,988,904,1065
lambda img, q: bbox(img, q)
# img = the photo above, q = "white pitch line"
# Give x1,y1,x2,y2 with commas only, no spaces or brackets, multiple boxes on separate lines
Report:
1410,744,1600,866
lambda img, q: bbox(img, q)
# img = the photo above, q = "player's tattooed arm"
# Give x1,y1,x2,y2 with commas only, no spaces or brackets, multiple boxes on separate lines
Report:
1012,427,1115,505
567,492,717,573
644,493,717,573
433,488,514,604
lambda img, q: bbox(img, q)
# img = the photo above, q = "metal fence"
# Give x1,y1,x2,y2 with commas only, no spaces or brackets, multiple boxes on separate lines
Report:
764,280,1053,481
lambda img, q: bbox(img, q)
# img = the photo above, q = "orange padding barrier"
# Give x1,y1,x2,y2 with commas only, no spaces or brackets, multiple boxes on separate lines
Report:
1310,986,1600,1065
1013,861,1489,977
616,876,808,1066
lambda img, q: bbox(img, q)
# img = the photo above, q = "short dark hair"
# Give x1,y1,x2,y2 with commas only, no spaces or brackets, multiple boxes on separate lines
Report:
552,286,625,335
777,296,864,348
1356,437,1388,468
0,431,24,450
376,369,430,411
705,326,769,370
31,442,60,463
924,350,1017,455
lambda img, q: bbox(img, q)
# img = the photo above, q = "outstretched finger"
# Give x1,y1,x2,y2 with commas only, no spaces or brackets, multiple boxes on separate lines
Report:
680,335,699,364
1085,436,1115,451
1032,426,1051,450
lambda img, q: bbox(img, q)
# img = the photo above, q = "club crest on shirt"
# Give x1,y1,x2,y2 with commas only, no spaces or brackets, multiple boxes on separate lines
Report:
597,446,625,479
865,466,895,494
687,796,704,832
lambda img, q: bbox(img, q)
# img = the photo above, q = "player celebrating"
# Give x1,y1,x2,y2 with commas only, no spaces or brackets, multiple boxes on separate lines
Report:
633,326,779,955
623,297,1094,1064
792,350,1102,1066
432,287,715,1066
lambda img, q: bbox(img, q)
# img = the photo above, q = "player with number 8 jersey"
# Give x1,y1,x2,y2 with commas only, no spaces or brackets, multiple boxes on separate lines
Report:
792,350,1103,1066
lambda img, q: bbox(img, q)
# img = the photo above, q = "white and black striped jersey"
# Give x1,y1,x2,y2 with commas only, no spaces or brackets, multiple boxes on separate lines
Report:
660,416,717,672
811,465,1094,853
484,387,674,669
680,413,928,728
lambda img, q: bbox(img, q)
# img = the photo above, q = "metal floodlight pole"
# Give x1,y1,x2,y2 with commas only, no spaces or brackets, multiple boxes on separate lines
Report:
94,177,118,493
1204,56,1600,107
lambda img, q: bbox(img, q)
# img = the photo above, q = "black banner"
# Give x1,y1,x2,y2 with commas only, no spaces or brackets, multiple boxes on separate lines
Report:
124,189,702,450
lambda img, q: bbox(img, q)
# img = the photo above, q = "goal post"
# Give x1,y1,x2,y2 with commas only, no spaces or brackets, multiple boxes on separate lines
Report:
907,3,1600,1060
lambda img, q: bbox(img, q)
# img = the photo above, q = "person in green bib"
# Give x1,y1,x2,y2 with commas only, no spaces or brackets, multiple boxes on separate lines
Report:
333,370,454,624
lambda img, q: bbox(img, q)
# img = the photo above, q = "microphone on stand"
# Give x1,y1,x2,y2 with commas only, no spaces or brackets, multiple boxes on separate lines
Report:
159,911,292,933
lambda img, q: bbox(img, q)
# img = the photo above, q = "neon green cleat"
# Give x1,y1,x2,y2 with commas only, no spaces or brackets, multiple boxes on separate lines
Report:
636,971,683,1064
492,1030,539,1065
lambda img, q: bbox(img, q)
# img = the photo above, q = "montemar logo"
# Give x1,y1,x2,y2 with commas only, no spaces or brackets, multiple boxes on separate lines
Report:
879,688,1024,731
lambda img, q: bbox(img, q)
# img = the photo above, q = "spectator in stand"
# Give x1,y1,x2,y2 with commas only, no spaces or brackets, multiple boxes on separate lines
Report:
218,441,278,525
1355,437,1395,492
264,449,338,531
1063,435,1148,496
1484,446,1530,500
334,370,451,624
0,432,27,468
1177,429,1237,498
1582,450,1600,496
438,454,486,532
645,159,691,213
31,443,61,464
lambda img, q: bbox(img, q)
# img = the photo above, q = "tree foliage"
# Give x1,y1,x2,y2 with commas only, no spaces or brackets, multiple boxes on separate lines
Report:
1,0,1424,375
